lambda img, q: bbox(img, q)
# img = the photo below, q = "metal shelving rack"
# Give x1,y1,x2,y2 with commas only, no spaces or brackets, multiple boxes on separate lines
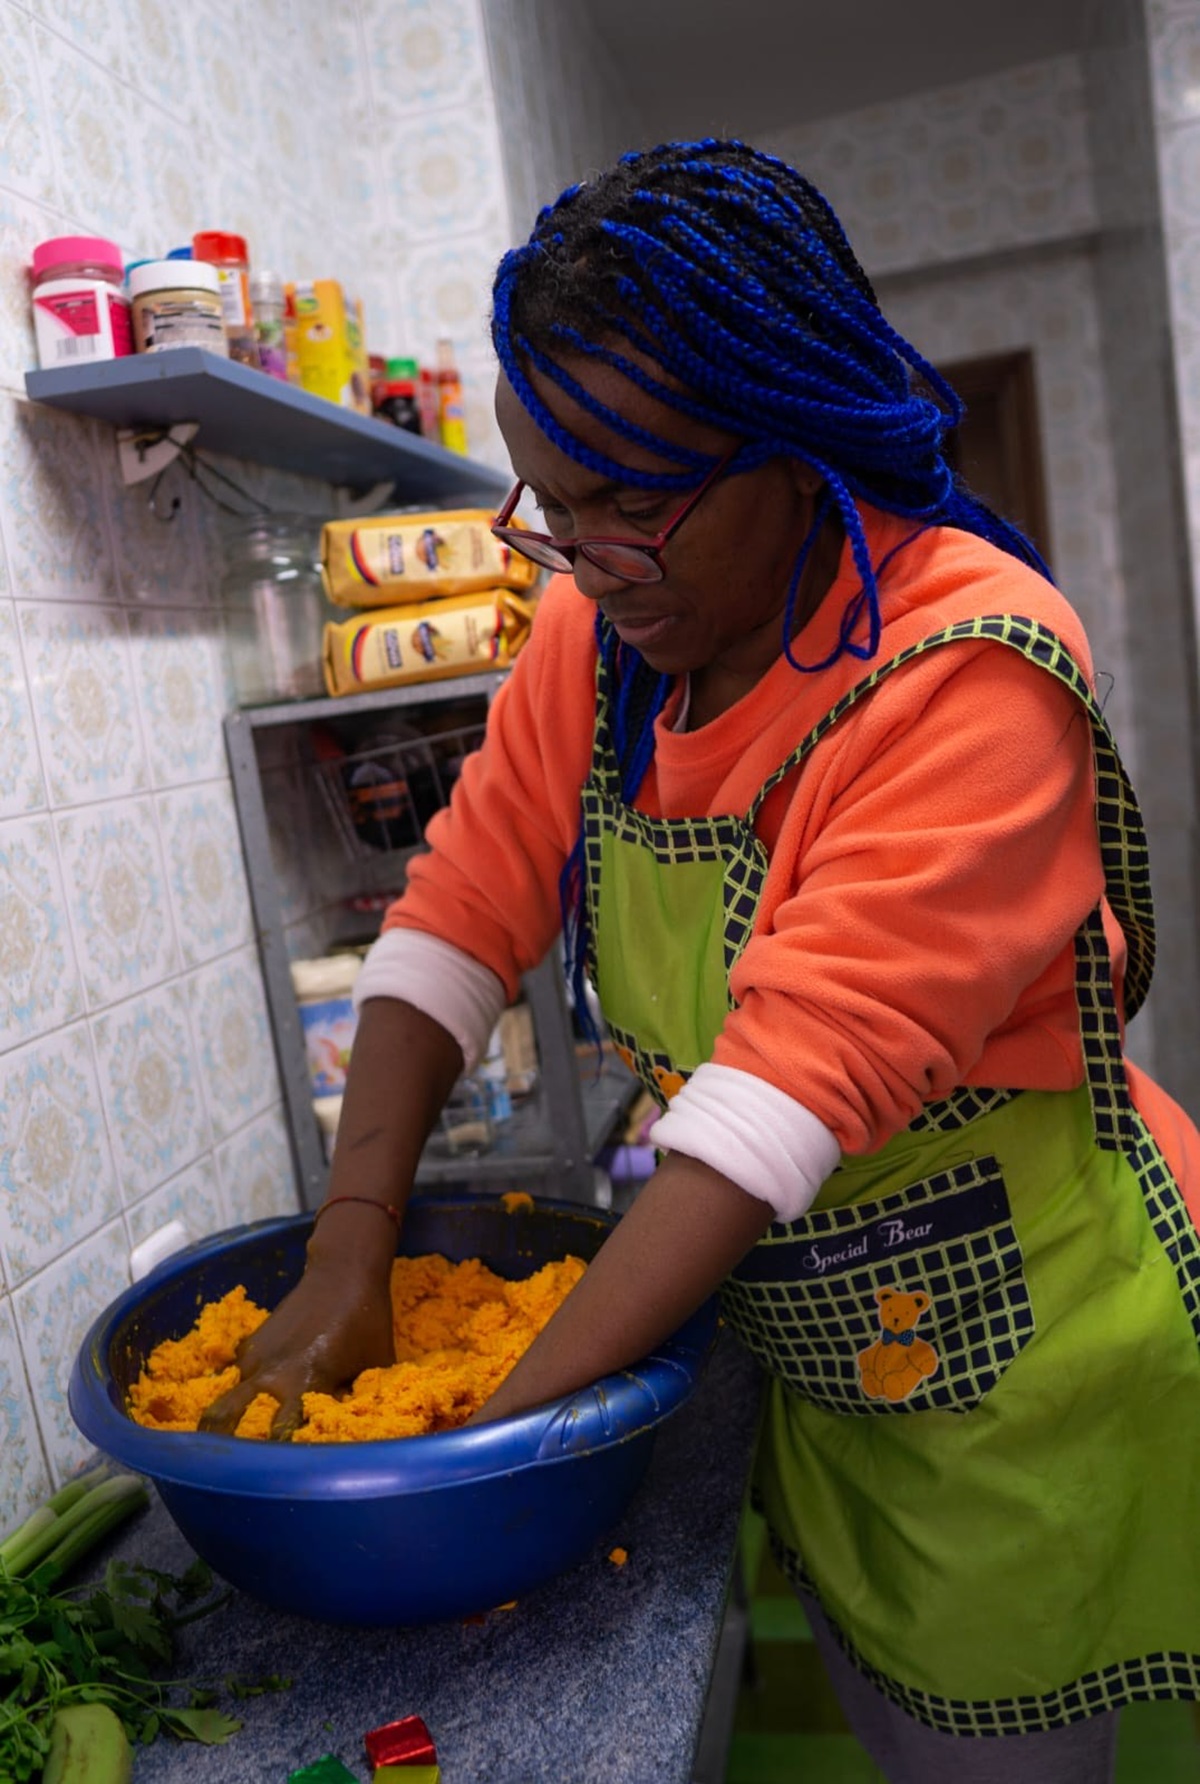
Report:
26,352,638,1210
224,680,637,1210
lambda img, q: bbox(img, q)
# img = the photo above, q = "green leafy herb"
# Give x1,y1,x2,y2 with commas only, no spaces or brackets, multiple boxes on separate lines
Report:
0,1467,288,1781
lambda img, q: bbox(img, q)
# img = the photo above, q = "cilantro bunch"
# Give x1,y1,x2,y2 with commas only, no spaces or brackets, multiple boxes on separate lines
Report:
0,1464,287,1781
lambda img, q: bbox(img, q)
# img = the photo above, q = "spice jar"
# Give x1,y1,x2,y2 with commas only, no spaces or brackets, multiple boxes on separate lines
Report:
128,261,228,355
376,356,422,434
192,230,261,367
248,269,287,381
219,514,333,705
31,235,132,368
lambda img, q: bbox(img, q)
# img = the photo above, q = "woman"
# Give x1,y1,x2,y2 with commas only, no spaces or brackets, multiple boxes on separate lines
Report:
205,141,1200,1781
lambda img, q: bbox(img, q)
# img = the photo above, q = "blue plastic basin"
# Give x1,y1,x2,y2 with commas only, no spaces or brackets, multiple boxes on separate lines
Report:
69,1192,716,1626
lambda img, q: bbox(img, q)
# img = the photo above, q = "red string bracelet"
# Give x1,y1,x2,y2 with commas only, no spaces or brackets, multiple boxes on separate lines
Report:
311,1195,403,1227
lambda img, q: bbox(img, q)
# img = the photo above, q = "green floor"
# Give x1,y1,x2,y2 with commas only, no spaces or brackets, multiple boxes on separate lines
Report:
726,1514,1200,1782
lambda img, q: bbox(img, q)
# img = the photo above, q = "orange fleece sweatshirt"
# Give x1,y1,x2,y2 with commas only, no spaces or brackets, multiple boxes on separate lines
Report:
386,506,1200,1214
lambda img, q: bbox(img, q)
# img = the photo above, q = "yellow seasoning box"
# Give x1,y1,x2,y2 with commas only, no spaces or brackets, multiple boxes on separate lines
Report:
289,279,367,410
320,511,538,607
322,591,536,696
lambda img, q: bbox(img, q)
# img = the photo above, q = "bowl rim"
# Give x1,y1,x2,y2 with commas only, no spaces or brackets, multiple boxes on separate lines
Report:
69,1198,718,1498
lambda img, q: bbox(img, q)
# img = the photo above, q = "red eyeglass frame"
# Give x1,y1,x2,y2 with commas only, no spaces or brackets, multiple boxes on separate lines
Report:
489,445,741,583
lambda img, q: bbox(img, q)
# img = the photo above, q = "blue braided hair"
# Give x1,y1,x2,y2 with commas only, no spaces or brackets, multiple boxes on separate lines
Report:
490,139,1053,1035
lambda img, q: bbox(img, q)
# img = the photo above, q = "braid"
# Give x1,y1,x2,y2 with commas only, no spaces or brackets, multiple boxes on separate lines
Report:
492,139,1053,1025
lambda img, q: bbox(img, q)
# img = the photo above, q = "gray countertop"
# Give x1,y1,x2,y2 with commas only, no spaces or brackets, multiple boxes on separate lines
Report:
98,1334,762,1784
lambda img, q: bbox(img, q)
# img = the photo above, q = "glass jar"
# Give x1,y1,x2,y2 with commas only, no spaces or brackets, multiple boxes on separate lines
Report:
219,515,332,705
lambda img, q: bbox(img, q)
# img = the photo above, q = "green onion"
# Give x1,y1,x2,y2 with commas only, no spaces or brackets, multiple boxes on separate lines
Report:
0,1466,148,1585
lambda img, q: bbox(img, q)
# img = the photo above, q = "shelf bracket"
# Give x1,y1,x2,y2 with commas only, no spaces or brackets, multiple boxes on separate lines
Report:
116,421,199,486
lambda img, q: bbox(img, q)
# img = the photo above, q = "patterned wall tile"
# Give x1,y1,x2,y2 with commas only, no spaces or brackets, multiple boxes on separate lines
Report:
128,609,229,787
13,1217,129,1481
127,1154,224,1251
361,0,490,116
0,1023,120,1284
34,26,142,248
186,948,279,1143
0,601,45,816
763,55,1097,280
379,105,505,243
0,814,81,1053
397,233,509,368
0,4,60,208
92,983,209,1201
158,780,252,968
0,397,117,602
56,796,179,1008
216,1103,299,1227
0,1293,52,1533
21,602,148,804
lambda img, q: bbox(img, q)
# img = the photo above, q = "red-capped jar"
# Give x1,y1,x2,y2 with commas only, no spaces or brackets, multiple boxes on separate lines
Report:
31,236,132,369
192,230,261,367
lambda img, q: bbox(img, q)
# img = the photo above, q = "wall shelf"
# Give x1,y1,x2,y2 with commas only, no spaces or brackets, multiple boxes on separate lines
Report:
24,349,508,499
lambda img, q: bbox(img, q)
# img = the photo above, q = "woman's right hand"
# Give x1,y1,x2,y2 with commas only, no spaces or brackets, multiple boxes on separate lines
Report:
199,1248,396,1441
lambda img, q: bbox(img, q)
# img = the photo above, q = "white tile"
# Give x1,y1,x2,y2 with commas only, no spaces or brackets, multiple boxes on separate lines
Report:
0,4,61,208
397,232,508,366
121,0,204,122
378,103,506,244
0,1022,120,1283
215,1103,299,1227
0,812,82,1052
34,26,143,246
56,796,179,1008
186,947,278,1142
13,1217,129,1481
29,0,125,80
0,600,46,816
21,601,147,807
158,780,252,968
127,609,229,787
0,395,117,603
0,1292,53,1533
127,1153,224,1250
91,982,210,1201
360,0,490,117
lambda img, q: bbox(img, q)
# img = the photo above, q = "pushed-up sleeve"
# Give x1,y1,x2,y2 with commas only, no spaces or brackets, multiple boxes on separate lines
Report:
379,577,597,1002
712,639,1106,1157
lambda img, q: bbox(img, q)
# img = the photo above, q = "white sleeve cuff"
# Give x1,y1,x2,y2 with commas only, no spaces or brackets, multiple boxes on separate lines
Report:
352,929,507,1073
648,1062,840,1222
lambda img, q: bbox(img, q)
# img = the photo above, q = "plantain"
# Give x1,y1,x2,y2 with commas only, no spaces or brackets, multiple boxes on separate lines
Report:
41,1704,132,1784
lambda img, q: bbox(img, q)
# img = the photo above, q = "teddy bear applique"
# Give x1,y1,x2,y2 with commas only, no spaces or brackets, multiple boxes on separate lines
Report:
857,1286,941,1403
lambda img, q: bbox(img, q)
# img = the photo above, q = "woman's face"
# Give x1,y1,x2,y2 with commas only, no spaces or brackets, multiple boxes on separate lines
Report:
494,351,832,686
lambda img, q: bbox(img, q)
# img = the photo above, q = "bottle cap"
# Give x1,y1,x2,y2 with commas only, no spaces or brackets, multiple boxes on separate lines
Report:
249,269,284,304
166,244,194,260
127,259,222,299
386,356,419,379
31,235,123,277
192,230,250,265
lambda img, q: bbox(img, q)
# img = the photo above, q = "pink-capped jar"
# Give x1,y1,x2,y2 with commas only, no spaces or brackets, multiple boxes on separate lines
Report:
30,235,132,369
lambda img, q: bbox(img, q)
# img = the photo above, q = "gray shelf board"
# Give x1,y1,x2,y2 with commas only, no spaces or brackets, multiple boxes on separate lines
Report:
24,349,508,498
232,669,507,731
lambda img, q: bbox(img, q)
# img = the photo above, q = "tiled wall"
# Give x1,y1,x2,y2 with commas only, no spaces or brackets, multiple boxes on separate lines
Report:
0,0,535,1521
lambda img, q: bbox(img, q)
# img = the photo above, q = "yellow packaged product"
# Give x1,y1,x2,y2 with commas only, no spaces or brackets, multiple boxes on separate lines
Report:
322,590,537,696
321,510,538,606
289,279,367,410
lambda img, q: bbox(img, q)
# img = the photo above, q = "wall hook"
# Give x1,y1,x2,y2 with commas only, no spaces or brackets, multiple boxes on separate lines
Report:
116,421,199,487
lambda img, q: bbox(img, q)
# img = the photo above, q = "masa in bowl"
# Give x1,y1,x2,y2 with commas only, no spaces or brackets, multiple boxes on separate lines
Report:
69,1192,717,1627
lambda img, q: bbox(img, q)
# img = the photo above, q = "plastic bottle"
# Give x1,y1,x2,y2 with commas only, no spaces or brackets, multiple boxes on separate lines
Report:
436,337,469,454
192,231,261,367
248,270,287,381
417,366,440,439
376,355,422,433
30,236,132,368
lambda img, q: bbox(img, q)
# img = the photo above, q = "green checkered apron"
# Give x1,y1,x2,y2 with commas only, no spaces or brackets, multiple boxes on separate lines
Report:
584,614,1200,1735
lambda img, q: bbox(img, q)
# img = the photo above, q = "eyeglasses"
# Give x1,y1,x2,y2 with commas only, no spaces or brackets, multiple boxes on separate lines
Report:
490,446,741,584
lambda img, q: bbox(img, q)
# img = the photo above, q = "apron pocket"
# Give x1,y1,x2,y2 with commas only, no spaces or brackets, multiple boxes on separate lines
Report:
721,1152,1034,1414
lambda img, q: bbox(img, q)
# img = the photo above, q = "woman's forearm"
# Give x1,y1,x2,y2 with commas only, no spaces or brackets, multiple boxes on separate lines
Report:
306,994,466,1277
472,1152,776,1422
